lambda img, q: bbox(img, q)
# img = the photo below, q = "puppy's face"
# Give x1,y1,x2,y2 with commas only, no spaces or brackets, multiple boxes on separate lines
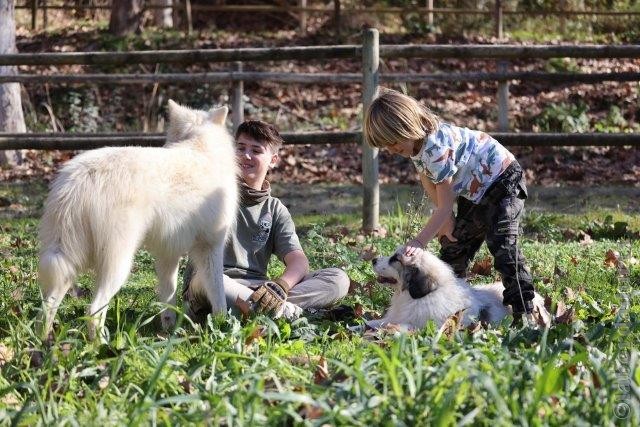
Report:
372,247,437,299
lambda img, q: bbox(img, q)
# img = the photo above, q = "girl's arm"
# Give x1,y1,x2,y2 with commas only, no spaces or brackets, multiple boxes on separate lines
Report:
406,177,457,255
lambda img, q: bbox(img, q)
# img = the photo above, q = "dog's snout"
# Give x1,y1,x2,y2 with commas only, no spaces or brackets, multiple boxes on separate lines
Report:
372,257,378,266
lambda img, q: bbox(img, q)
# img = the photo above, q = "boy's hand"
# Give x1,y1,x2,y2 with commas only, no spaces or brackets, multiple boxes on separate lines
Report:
249,278,290,314
437,215,458,242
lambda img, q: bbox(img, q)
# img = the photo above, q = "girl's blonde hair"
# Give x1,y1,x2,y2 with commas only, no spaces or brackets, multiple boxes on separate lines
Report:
363,88,439,149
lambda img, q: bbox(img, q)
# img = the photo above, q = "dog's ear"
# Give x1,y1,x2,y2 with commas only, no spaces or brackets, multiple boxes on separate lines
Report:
402,266,437,299
209,106,228,125
167,99,195,124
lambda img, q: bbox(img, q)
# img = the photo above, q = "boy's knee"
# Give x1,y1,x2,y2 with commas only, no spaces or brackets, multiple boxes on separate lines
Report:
324,267,350,299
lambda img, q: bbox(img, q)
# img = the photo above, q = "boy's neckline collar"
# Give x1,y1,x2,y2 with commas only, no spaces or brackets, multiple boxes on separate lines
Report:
239,180,270,206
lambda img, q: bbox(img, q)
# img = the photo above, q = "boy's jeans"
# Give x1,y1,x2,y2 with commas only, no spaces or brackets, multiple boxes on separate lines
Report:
439,162,535,313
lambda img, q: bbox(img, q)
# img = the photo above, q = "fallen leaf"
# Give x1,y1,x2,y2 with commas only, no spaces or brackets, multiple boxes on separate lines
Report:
348,279,360,295
60,342,73,357
579,233,593,246
28,348,44,368
98,376,110,390
10,287,23,301
372,227,388,238
564,287,576,300
570,256,579,266
554,265,567,278
0,344,14,366
465,321,482,333
471,257,492,276
438,310,465,339
1,393,19,406
616,261,630,277
314,356,329,384
354,303,364,319
591,370,601,389
245,325,266,346
604,249,620,268
288,355,322,366
360,245,377,261
532,304,552,328
555,301,575,324
177,374,192,394
299,404,324,419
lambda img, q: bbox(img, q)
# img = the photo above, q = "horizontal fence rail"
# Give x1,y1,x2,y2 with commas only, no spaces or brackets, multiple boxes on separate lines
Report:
379,45,640,59
0,46,362,66
15,3,640,16
1,132,639,151
2,45,639,68
2,71,640,85
0,132,359,150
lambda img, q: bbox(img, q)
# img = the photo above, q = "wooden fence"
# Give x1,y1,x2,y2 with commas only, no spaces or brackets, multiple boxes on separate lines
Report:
1,30,640,229
15,0,640,37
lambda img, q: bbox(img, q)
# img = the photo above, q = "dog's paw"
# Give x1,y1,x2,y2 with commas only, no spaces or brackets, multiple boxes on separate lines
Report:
160,310,177,330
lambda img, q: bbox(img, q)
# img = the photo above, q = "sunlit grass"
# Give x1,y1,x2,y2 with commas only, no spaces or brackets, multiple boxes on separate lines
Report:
0,194,639,424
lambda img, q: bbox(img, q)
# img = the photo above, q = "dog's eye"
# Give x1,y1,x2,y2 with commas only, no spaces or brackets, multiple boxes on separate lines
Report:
389,254,399,264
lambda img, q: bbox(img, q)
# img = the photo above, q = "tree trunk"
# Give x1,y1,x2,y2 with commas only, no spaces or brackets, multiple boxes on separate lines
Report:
0,0,25,167
109,0,144,36
153,0,173,28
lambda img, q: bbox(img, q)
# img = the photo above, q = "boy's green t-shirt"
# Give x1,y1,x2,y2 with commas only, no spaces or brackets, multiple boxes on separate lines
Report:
223,185,302,281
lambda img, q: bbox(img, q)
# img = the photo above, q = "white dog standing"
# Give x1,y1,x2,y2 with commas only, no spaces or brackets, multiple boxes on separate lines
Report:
37,100,238,341
370,247,551,330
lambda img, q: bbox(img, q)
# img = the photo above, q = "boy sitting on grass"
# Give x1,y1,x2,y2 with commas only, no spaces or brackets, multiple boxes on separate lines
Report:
183,120,350,321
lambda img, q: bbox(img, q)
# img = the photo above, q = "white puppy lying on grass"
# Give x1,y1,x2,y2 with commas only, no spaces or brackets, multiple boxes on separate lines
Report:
368,247,551,330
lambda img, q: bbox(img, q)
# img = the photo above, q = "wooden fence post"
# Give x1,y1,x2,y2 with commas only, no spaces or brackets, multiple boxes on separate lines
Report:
334,0,341,37
362,28,380,233
42,0,47,30
185,0,192,36
31,0,38,30
299,0,307,35
427,0,433,27
559,0,567,36
231,61,244,134
497,61,509,131
494,0,503,39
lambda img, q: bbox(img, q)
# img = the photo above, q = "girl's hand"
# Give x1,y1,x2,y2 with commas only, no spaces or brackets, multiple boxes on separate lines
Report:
437,215,458,242
404,239,424,256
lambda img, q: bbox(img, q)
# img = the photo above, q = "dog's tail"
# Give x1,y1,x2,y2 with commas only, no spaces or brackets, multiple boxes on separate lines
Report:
37,168,93,296
36,173,90,338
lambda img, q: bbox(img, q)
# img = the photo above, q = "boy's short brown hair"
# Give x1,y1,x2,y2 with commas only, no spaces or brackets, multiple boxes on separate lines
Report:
235,120,284,152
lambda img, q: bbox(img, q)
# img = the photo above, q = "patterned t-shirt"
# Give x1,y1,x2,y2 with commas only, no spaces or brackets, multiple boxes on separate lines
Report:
411,123,514,203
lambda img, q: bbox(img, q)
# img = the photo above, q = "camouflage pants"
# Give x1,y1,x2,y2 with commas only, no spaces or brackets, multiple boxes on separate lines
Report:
439,162,535,313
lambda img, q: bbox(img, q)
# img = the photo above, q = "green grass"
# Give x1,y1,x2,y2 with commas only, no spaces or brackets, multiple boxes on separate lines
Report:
1,199,639,425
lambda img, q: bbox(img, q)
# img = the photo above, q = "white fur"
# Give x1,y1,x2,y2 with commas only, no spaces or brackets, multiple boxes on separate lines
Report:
37,100,238,341
370,247,550,330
